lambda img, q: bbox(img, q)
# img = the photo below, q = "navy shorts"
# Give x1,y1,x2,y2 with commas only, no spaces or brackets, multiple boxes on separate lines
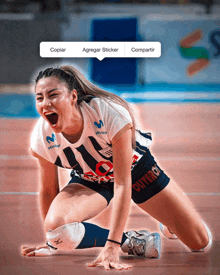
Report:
68,149,170,205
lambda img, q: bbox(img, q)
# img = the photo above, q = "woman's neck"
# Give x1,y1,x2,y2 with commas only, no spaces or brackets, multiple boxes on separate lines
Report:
62,105,84,144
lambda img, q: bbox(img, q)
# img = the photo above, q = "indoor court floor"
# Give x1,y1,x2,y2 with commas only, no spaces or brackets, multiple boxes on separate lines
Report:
0,103,220,274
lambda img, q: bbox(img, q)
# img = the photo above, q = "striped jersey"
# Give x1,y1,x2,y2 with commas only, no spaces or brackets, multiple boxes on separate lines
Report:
30,97,152,183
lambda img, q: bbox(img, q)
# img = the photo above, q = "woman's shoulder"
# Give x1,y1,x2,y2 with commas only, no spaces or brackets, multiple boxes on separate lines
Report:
32,116,50,133
82,96,109,112
86,96,106,104
83,96,130,121
31,117,53,146
86,96,123,110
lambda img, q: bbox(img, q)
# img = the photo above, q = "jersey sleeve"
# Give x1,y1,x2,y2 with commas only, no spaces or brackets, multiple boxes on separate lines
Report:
30,118,50,161
104,100,132,144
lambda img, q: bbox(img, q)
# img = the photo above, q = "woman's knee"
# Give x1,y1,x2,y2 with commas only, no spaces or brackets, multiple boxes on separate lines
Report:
189,222,212,252
45,213,64,232
165,220,211,251
46,222,85,251
189,232,209,251
44,204,81,232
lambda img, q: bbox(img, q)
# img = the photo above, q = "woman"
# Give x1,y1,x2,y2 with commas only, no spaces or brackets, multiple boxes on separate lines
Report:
21,66,212,271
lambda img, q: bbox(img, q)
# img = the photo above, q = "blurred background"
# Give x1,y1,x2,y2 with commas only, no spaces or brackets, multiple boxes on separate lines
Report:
0,0,220,118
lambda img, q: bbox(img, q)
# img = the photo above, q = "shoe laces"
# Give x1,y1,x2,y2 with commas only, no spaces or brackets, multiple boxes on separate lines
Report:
126,236,146,256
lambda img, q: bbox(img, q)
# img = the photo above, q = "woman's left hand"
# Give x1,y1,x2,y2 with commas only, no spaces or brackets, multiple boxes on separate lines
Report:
87,243,132,271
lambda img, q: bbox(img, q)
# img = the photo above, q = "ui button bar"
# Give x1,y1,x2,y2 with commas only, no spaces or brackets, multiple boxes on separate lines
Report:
40,42,161,61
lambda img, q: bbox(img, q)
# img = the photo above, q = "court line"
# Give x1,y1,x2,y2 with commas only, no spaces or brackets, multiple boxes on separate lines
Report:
121,92,220,101
158,156,220,161
0,192,39,195
0,155,33,160
0,155,220,161
0,192,220,196
185,193,220,196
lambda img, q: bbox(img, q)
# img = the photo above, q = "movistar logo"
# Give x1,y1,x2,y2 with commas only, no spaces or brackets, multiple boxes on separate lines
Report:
179,28,220,77
48,144,60,150
94,120,104,129
46,133,56,143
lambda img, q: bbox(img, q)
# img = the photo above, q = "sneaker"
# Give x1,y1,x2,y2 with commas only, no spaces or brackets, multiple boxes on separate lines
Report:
159,223,177,239
121,230,161,259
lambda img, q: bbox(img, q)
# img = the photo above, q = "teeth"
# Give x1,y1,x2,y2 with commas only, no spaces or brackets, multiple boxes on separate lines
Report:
45,111,55,115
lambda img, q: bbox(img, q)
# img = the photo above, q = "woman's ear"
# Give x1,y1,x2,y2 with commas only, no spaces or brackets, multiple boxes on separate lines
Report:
70,89,78,104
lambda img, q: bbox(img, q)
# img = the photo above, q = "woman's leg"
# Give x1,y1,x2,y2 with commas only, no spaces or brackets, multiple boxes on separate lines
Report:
43,182,115,251
137,180,210,251
45,182,108,231
23,179,162,258
44,182,161,257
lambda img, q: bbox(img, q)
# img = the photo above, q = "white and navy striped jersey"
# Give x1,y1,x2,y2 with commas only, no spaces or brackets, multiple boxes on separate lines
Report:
30,97,152,183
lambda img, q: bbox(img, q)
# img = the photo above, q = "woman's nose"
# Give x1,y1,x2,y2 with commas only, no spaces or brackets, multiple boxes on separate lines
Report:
42,98,51,108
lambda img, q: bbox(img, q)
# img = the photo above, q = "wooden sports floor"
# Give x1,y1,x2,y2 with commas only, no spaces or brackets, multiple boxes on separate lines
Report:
1,103,220,275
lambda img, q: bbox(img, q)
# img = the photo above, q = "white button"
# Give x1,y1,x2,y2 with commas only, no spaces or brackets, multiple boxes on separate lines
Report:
125,42,161,58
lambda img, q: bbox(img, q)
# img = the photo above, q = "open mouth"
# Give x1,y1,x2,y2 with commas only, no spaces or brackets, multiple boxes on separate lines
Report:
45,112,58,126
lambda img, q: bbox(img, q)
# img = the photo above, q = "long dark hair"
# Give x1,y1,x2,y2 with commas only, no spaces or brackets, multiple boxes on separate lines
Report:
35,66,136,148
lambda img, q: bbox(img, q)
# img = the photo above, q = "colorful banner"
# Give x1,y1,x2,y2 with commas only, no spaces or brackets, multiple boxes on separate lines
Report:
140,18,220,83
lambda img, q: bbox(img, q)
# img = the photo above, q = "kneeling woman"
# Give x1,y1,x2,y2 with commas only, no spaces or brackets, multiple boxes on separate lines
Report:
22,66,212,271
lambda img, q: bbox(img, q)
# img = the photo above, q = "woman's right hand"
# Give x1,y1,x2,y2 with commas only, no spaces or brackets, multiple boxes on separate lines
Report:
87,242,132,271
21,245,54,257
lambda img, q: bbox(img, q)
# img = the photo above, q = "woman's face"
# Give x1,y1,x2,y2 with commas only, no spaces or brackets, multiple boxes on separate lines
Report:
35,77,78,133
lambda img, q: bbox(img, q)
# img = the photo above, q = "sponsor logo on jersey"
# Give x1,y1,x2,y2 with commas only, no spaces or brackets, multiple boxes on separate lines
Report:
96,131,107,135
46,133,56,143
94,120,107,134
132,164,161,192
94,120,104,129
46,133,60,149
98,146,112,158
48,144,61,150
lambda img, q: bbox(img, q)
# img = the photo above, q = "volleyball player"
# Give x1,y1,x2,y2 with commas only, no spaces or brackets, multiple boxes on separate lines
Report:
21,66,212,270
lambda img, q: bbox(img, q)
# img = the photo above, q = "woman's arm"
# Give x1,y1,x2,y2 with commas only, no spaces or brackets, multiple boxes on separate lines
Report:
31,150,59,220
22,151,59,257
108,127,133,243
88,127,133,270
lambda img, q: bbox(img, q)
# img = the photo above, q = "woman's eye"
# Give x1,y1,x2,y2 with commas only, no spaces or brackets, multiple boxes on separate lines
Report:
50,94,57,98
36,97,43,101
